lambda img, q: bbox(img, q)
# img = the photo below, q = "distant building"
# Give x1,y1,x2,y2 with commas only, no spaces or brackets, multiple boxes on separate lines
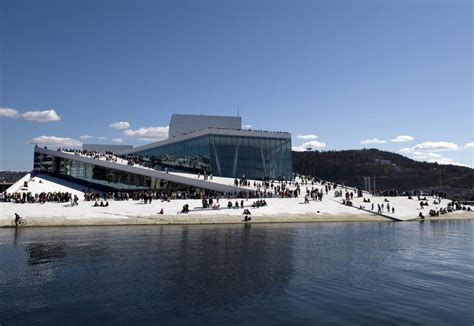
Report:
375,158,394,166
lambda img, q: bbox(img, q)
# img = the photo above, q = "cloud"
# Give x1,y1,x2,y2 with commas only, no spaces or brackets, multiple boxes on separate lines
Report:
427,157,469,167
297,134,318,140
465,142,474,148
400,141,459,155
123,126,169,141
80,135,93,140
242,124,252,130
412,141,458,152
0,108,19,118
412,152,442,161
97,136,106,140
390,135,414,142
30,135,82,147
292,140,326,151
399,142,468,167
0,108,60,122
112,138,123,143
361,138,386,144
21,109,61,122
110,121,130,129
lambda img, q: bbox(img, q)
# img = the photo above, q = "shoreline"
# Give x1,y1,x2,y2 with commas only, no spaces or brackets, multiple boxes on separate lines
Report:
1,212,473,228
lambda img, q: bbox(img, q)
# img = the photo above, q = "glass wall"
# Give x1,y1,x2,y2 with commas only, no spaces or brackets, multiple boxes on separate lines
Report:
33,152,204,192
209,135,292,180
131,134,292,180
131,135,211,175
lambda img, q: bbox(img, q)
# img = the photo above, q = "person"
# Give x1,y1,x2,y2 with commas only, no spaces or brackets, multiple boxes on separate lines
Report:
419,212,424,219
94,200,99,207
181,204,189,214
159,208,164,214
73,194,79,206
14,213,21,226
392,206,395,214
104,200,109,207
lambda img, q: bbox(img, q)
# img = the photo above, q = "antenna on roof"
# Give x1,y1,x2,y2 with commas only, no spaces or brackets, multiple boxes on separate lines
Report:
237,106,240,117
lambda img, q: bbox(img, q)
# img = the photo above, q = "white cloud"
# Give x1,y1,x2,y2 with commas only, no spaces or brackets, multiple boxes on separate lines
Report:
465,142,474,148
123,126,169,141
412,141,458,152
292,140,326,152
110,121,130,129
112,138,123,143
297,134,318,140
400,141,459,155
398,141,468,167
21,109,61,122
80,135,93,140
242,124,252,130
390,135,414,142
361,138,386,144
0,108,19,118
412,152,442,160
0,107,60,122
427,157,469,167
30,135,82,147
97,136,106,140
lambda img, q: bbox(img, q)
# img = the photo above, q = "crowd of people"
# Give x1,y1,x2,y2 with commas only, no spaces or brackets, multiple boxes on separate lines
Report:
3,191,75,204
62,148,120,163
2,170,473,223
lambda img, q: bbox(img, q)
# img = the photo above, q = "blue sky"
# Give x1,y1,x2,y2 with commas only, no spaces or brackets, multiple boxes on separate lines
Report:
0,0,472,170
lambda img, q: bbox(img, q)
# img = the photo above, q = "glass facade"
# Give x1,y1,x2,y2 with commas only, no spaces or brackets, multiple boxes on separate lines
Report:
33,152,207,192
131,134,292,180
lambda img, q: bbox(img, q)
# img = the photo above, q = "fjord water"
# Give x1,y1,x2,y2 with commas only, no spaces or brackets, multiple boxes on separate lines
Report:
0,221,473,325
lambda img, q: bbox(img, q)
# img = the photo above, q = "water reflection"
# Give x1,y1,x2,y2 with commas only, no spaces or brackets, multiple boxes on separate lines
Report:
163,224,295,313
26,242,67,266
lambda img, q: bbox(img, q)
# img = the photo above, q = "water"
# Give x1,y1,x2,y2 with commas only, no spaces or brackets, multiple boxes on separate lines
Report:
0,221,473,325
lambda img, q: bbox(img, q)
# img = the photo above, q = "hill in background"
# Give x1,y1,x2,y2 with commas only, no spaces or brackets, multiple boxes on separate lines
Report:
292,149,474,200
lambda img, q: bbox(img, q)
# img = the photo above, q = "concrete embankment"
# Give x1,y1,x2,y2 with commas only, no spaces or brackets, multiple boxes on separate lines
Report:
0,213,392,227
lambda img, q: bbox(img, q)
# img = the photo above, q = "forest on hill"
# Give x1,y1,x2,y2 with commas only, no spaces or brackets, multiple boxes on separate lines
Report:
292,149,474,200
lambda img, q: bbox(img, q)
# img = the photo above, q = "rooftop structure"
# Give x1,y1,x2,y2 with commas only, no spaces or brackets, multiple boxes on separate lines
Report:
169,114,241,138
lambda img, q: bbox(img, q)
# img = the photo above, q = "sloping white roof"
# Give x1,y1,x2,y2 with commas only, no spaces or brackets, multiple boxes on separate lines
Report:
35,147,252,194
